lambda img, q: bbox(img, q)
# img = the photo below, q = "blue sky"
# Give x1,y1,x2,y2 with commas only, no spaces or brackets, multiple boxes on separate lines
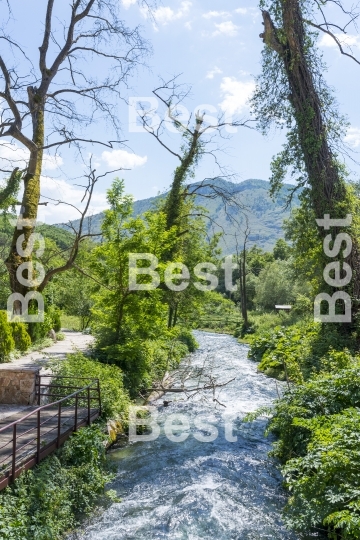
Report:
1,0,360,223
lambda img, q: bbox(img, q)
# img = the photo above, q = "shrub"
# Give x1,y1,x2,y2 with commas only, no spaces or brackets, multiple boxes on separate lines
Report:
248,321,356,382
266,363,360,539
47,306,62,332
267,362,360,463
50,352,130,422
10,321,31,352
282,408,360,538
27,312,52,344
175,328,198,353
0,311,15,362
254,260,294,309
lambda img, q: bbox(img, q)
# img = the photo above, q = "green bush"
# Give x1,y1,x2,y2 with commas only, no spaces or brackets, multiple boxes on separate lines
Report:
175,328,198,353
10,321,31,352
265,363,360,539
50,352,130,422
0,311,15,362
282,408,360,538
0,425,113,540
27,312,52,344
248,321,356,382
48,306,62,332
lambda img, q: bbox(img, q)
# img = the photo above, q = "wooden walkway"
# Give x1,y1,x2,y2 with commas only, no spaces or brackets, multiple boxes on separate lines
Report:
0,377,101,490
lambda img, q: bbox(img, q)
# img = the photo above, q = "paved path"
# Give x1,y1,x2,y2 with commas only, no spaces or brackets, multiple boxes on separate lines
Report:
0,332,94,422
10,331,94,369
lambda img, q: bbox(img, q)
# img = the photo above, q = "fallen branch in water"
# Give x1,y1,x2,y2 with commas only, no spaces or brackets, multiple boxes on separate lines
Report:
147,378,235,394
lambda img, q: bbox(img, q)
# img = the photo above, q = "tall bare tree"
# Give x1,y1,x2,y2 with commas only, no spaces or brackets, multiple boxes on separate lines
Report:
0,0,149,312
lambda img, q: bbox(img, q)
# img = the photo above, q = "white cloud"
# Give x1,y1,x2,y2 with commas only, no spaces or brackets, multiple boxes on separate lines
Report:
235,8,248,14
122,0,137,8
319,33,360,48
184,21,192,30
345,127,360,148
101,149,147,169
42,154,64,171
206,66,223,79
38,176,108,225
150,1,192,26
0,142,63,172
212,21,239,37
219,76,255,116
203,11,230,19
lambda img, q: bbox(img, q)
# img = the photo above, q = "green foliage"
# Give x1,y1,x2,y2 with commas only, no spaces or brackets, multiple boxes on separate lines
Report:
197,291,241,333
254,260,294,309
175,328,198,352
0,170,22,212
10,321,31,352
282,408,360,538
50,352,130,422
0,311,14,362
263,361,360,538
61,315,82,331
0,425,113,540
26,312,52,344
55,268,94,331
273,238,290,260
90,179,214,394
249,321,355,382
47,305,62,332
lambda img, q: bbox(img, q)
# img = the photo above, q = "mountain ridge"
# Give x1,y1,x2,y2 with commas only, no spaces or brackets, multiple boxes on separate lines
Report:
55,178,301,254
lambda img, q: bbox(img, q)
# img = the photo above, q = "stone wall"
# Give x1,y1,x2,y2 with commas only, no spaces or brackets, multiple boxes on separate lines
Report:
0,366,40,405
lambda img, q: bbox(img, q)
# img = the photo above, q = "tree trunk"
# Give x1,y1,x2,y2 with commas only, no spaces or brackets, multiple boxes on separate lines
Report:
262,4,346,216
5,104,44,311
261,2,360,303
242,251,248,326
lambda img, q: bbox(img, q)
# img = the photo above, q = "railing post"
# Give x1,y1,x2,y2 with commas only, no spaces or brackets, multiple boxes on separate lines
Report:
57,401,62,449
87,386,91,425
12,423,17,482
97,379,102,416
74,393,78,432
36,374,41,406
37,409,41,464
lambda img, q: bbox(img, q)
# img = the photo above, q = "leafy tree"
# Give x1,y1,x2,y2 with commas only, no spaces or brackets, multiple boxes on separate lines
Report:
254,260,294,310
247,246,274,277
273,238,290,260
90,179,176,391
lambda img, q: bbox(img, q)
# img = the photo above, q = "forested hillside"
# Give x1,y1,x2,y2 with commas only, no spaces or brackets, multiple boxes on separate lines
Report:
56,179,301,253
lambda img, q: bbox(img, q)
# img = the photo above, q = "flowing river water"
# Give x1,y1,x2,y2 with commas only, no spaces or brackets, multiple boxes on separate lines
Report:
79,331,297,540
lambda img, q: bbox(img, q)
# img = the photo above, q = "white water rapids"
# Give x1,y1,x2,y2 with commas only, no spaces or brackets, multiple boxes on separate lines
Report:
79,331,297,540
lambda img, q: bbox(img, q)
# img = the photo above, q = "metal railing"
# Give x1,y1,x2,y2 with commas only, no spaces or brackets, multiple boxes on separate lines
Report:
0,376,101,491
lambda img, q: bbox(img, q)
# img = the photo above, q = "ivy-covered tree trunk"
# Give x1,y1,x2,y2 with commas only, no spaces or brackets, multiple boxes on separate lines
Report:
163,115,204,328
259,1,360,311
5,99,44,310
261,4,347,216
165,117,203,231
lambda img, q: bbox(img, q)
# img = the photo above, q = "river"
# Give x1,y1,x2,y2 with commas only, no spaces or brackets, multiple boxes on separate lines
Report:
79,331,297,540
